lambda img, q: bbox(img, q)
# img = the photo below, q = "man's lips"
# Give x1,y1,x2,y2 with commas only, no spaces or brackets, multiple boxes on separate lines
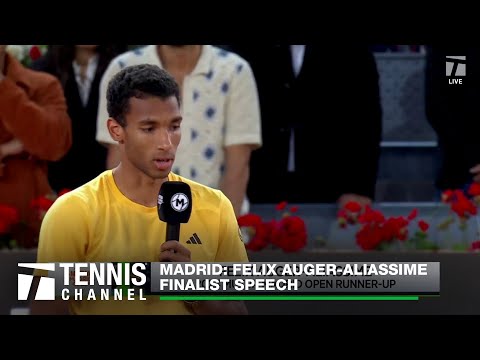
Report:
153,158,173,170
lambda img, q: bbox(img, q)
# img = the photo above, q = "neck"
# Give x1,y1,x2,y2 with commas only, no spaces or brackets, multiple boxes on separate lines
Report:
75,47,96,66
112,161,167,208
156,45,202,74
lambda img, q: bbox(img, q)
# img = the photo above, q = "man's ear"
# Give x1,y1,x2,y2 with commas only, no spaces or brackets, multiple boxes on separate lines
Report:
107,118,124,143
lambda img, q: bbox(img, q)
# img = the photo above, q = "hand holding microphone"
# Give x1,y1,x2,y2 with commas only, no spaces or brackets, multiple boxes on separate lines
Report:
158,241,191,262
157,181,192,262
158,181,203,312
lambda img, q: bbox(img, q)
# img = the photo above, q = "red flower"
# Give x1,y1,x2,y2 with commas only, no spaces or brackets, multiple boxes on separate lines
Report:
0,204,20,234
407,208,418,221
418,220,429,233
358,205,385,224
0,210,19,233
0,204,20,239
338,204,361,226
29,46,42,61
239,204,308,253
238,213,262,227
238,214,270,251
469,240,480,251
442,190,454,203
245,220,275,251
2,188,68,249
345,201,362,213
0,204,19,224
270,216,307,252
468,183,480,197
356,223,384,250
382,216,409,241
275,201,288,211
450,192,477,219
346,203,424,250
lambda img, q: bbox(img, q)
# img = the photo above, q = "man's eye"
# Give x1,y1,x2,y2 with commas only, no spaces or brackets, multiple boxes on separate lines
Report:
142,127,153,133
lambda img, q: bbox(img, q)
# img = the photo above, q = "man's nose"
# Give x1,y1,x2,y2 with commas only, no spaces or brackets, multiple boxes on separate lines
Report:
156,129,172,150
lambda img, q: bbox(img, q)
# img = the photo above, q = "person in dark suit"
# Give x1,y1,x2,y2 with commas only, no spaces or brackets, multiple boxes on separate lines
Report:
425,46,480,191
32,45,127,192
228,44,383,206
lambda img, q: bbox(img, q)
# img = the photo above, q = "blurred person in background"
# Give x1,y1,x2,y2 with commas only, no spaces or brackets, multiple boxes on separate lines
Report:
32,45,127,192
425,46,480,193
96,45,262,216
0,44,72,246
229,44,382,208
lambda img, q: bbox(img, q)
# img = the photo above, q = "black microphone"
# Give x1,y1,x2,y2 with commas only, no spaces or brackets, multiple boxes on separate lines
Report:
157,181,192,242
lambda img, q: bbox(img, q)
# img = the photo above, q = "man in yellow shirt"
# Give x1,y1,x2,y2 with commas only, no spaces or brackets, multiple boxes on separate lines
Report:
30,64,248,315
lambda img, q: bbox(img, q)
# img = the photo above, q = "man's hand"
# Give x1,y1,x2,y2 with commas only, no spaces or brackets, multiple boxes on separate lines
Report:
157,241,248,315
470,164,480,183
158,241,191,262
0,138,24,176
337,193,372,209
0,138,24,159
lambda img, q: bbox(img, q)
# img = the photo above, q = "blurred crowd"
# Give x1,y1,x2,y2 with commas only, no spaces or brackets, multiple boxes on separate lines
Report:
1,44,477,242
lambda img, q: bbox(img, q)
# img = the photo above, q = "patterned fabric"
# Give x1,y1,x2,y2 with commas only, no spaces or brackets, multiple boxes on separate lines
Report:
96,45,261,189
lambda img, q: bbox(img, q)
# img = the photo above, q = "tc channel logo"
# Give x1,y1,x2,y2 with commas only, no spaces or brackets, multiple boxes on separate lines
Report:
446,56,466,85
18,263,55,300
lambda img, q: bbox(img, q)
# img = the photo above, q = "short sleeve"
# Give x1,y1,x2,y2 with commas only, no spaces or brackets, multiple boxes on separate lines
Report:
215,192,249,262
34,194,91,276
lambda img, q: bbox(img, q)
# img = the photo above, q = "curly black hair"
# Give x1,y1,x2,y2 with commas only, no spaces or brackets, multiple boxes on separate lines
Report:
106,64,180,127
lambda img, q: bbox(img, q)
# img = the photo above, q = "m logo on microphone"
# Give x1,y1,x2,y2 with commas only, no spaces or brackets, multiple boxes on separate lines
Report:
158,181,193,241
171,193,189,212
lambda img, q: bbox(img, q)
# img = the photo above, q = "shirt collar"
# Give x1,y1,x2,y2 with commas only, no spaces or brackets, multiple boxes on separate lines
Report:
72,54,99,82
145,45,213,76
191,45,213,75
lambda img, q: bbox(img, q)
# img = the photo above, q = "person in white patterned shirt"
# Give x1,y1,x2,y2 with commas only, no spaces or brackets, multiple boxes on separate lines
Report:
96,45,262,216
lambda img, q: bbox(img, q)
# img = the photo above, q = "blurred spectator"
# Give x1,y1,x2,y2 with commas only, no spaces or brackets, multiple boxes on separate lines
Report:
230,44,382,207
425,46,480,191
96,45,261,216
0,45,72,244
32,45,127,191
